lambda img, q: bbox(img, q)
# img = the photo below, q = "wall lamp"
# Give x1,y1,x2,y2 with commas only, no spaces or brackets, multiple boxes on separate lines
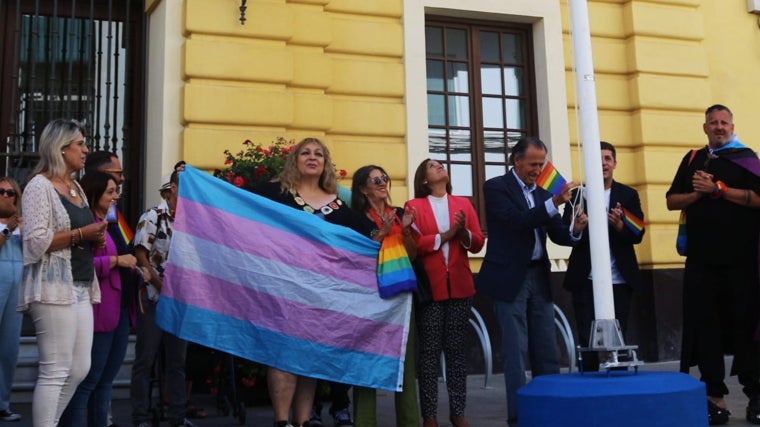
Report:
749,0,760,28
240,0,248,25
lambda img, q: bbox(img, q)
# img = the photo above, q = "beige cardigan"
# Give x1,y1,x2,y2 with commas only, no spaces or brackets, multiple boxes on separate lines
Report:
18,174,100,311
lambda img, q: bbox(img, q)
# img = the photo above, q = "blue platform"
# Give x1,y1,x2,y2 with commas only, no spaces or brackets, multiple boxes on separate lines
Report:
517,371,707,427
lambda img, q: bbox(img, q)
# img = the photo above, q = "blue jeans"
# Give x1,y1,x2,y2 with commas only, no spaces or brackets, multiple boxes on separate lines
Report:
493,265,558,425
59,307,130,427
0,232,23,411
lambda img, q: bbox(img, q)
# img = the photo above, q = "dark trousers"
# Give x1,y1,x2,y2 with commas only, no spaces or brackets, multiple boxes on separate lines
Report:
681,261,760,398
572,280,632,372
417,298,472,420
314,381,351,414
130,295,188,425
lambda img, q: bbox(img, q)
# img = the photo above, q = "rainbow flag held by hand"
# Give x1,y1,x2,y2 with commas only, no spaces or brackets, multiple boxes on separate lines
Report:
377,233,417,298
157,166,411,391
535,161,567,196
114,210,133,248
622,208,645,236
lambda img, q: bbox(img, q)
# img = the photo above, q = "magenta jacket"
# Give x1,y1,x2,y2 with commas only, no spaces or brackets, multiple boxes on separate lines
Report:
92,218,135,332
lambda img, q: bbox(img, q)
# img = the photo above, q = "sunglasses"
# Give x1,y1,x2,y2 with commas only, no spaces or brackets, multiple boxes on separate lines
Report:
369,175,390,186
0,189,18,197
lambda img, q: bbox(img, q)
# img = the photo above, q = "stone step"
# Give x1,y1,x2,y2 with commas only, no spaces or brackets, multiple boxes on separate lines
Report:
12,335,136,403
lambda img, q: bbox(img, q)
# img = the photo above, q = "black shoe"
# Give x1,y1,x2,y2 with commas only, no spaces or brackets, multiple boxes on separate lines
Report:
0,410,21,422
708,400,730,425
747,395,760,425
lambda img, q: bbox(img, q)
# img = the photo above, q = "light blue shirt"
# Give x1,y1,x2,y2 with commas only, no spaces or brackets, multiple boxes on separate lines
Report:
511,169,581,261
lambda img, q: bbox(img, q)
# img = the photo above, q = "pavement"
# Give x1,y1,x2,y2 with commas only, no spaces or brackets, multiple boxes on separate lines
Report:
5,357,759,426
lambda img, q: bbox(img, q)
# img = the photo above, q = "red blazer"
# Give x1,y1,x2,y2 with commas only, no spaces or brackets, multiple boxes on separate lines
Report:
405,195,485,302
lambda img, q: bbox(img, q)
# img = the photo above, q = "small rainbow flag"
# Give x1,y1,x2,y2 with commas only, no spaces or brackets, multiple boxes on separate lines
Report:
535,161,567,196
116,210,134,245
377,233,417,298
622,208,645,236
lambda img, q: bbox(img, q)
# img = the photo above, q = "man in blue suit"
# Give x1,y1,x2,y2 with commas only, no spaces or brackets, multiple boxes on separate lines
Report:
562,141,644,372
477,137,587,427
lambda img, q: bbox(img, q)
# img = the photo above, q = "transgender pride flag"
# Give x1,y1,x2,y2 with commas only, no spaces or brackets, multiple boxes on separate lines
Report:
156,166,412,391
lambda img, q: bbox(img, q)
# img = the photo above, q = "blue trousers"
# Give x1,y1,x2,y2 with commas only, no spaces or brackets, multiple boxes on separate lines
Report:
0,233,23,412
493,265,559,426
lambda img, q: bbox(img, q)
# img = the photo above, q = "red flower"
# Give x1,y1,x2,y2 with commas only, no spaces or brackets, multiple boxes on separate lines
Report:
215,138,342,188
210,387,218,396
241,377,256,388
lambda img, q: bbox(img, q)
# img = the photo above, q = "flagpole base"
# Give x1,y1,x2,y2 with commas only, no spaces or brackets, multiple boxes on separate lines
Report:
577,319,644,372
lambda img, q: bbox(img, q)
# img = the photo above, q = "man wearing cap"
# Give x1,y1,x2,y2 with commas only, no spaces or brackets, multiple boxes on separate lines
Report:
130,170,197,427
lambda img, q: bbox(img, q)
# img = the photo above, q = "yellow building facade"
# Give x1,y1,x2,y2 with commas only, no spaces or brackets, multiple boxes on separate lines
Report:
144,0,760,276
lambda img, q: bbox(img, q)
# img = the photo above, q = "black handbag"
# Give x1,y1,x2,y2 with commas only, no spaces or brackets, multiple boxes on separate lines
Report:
412,257,433,306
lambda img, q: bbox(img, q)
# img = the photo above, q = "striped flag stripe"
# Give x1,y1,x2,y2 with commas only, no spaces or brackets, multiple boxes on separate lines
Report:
162,263,406,356
166,232,398,319
175,199,378,290
156,298,405,389
179,173,377,258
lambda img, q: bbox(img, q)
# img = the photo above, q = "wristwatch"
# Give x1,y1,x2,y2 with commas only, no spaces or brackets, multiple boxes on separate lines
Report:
1,228,10,239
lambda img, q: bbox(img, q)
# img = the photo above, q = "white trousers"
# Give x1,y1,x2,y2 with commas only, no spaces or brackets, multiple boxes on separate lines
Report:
29,286,93,427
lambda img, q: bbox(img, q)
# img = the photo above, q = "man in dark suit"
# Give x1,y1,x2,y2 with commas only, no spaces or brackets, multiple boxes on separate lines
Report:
477,137,587,427
562,141,644,372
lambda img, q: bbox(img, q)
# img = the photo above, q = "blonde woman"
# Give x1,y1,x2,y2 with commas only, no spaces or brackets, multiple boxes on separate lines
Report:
21,119,107,426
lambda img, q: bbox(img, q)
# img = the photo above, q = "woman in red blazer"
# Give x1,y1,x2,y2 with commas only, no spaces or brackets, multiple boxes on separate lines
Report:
404,159,484,427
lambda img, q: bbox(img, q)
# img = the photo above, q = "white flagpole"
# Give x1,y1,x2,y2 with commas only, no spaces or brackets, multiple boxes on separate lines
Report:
568,0,615,322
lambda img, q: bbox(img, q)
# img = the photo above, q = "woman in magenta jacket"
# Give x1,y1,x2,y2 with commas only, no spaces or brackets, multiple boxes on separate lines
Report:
404,159,484,427
59,171,149,427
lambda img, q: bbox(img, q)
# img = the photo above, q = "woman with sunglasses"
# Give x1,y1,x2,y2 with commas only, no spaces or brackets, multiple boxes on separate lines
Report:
405,159,485,427
20,119,108,426
349,165,419,427
0,177,23,421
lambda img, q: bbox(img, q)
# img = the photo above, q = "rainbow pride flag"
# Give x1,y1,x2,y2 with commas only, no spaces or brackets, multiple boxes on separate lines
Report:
377,233,417,298
535,161,567,196
157,166,411,391
622,207,645,236
116,210,134,245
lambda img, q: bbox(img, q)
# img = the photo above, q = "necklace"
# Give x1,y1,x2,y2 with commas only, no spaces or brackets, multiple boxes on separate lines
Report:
54,177,78,198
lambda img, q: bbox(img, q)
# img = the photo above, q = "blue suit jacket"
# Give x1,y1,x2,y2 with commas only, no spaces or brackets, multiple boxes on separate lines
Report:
476,171,578,302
